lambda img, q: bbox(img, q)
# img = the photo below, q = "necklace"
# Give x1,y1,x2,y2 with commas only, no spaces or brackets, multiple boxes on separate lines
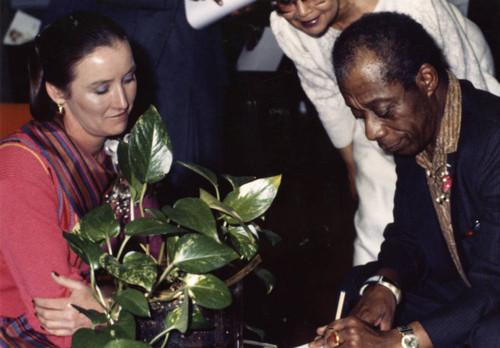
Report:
426,162,451,204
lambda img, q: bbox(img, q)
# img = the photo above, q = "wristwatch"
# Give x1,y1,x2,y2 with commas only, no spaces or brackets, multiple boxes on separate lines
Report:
359,275,402,304
398,325,419,348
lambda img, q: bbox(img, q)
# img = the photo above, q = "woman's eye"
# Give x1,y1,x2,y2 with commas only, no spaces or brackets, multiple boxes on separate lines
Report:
95,85,109,95
124,73,136,84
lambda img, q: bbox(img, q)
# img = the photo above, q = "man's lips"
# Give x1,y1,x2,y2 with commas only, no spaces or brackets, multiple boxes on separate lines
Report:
381,139,402,152
300,16,320,28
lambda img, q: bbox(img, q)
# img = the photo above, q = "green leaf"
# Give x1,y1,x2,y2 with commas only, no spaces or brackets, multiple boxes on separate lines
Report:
112,289,150,317
164,290,189,334
199,189,245,223
172,234,239,274
184,273,232,309
253,267,276,295
100,252,157,292
199,189,255,243
124,217,185,236
162,297,213,332
145,208,168,223
223,175,281,223
177,161,218,189
72,328,114,348
165,235,179,263
63,232,104,270
71,312,146,348
129,105,173,184
164,198,219,242
71,305,107,326
189,306,213,330
105,309,137,340
222,174,256,190
103,339,152,348
117,140,132,182
78,204,120,242
244,323,266,342
228,225,258,260
261,228,282,246
117,141,143,203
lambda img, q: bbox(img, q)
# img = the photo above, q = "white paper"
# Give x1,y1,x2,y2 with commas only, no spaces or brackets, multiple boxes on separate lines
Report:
185,0,256,29
236,27,284,72
3,10,41,45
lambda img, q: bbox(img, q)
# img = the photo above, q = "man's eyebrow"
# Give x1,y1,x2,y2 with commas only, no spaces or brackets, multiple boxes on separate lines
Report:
365,97,392,109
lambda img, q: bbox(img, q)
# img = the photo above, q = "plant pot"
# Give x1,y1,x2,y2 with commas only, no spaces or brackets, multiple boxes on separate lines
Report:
136,282,244,348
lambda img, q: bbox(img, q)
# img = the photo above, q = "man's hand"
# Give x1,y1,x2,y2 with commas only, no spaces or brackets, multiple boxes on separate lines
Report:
350,284,397,330
33,272,105,336
319,316,401,348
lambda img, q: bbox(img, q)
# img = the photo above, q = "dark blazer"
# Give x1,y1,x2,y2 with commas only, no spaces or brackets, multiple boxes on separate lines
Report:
378,80,500,347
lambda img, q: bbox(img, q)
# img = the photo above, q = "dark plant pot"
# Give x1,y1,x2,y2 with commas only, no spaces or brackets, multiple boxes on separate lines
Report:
136,282,243,348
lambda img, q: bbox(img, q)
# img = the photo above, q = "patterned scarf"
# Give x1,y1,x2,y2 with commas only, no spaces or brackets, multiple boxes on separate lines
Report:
2,116,115,224
416,71,470,287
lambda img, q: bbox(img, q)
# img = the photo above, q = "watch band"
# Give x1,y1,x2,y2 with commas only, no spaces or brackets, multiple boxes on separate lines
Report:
398,325,413,335
359,275,402,304
398,325,419,348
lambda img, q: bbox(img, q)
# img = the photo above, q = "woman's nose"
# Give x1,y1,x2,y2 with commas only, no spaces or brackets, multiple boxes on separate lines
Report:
113,86,129,110
296,0,313,17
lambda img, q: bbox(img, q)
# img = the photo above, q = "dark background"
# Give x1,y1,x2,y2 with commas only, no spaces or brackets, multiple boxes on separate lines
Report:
1,0,498,346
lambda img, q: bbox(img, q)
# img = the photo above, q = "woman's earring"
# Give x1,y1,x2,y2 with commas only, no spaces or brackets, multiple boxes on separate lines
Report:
56,103,65,116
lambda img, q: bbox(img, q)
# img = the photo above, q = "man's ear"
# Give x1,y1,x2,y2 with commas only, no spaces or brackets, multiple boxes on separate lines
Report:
45,82,67,106
415,63,439,97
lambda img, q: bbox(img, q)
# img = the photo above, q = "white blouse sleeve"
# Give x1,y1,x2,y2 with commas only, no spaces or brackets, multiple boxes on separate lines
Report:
386,0,500,95
270,12,355,149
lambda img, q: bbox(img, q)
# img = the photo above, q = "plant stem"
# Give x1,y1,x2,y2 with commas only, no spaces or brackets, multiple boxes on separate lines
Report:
105,237,113,257
116,235,131,260
215,185,220,201
159,332,171,348
150,328,172,345
225,254,262,287
89,269,113,324
130,194,135,221
157,239,166,266
147,263,175,297
139,183,147,217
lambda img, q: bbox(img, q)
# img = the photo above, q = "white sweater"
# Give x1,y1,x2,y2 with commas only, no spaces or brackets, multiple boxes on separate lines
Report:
271,0,500,265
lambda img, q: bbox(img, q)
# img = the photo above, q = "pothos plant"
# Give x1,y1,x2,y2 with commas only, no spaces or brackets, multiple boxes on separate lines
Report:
64,105,282,348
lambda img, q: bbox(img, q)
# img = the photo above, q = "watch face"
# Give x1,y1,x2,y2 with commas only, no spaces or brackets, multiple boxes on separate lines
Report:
402,334,419,348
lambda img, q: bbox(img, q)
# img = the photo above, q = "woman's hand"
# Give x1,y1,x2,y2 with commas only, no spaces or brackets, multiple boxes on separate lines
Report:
33,272,105,336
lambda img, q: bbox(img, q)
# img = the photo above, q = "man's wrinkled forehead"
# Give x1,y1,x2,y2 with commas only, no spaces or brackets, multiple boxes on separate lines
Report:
340,47,387,84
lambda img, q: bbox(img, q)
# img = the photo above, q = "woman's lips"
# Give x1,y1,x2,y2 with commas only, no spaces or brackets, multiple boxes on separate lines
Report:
300,16,320,28
110,111,128,119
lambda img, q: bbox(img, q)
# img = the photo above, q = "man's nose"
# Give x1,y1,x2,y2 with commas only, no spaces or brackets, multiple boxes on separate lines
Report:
365,114,386,141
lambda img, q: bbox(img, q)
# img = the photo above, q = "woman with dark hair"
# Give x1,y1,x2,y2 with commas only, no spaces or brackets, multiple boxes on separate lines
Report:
0,11,137,347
